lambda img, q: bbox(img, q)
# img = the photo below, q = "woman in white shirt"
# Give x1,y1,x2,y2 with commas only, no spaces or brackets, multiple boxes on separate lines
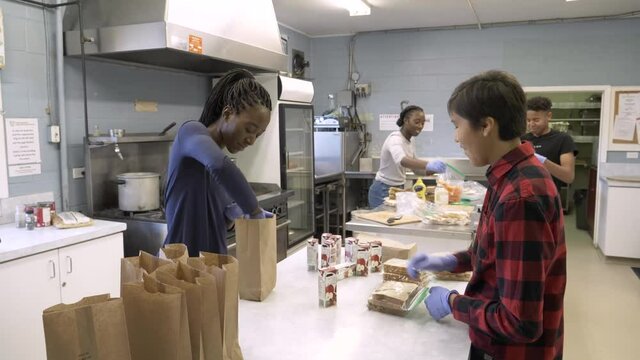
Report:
368,105,446,208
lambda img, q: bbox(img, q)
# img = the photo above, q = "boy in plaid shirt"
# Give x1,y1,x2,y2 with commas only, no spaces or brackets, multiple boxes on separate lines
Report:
408,70,566,360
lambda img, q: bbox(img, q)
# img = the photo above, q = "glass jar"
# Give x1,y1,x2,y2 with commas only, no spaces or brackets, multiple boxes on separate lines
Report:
434,183,449,206
25,209,35,230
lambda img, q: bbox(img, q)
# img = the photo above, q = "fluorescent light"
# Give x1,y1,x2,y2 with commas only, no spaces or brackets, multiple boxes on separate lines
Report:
566,0,579,2
345,0,370,17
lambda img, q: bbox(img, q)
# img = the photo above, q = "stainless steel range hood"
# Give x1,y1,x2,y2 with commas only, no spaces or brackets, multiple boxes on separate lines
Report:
63,0,287,74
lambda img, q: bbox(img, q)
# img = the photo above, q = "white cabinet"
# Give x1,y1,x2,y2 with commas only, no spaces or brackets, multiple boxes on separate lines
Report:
0,250,61,360
597,177,640,258
59,233,122,303
0,233,123,360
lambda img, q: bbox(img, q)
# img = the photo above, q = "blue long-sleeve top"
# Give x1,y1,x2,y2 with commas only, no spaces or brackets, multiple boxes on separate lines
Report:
164,121,258,256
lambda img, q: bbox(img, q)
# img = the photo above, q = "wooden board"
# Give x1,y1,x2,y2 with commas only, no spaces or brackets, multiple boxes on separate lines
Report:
354,211,422,226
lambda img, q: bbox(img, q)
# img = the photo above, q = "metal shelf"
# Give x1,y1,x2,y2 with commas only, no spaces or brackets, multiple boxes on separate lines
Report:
552,102,601,109
573,135,598,143
551,118,600,122
288,200,305,209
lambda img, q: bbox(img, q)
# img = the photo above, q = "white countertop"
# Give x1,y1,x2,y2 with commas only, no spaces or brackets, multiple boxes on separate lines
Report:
238,248,471,360
0,220,127,263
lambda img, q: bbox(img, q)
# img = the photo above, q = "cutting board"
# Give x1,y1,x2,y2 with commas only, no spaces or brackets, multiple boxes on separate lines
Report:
355,211,422,226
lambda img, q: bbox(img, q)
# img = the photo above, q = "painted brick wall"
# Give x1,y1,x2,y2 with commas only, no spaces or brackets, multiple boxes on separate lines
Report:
308,19,640,160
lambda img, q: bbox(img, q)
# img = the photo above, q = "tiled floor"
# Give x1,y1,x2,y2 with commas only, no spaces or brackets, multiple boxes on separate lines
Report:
560,213,640,360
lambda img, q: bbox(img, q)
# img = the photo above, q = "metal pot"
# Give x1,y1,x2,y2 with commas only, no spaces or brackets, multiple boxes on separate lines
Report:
116,172,160,212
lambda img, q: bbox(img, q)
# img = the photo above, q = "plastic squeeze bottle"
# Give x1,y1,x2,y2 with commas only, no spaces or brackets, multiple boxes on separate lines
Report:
412,178,427,201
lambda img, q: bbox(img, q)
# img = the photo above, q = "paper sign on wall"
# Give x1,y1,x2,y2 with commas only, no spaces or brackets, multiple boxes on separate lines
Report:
9,163,41,177
424,114,434,132
6,118,41,165
379,113,435,132
612,115,637,141
379,114,399,131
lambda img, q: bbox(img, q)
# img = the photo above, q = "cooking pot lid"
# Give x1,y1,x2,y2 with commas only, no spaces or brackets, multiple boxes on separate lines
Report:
117,172,160,179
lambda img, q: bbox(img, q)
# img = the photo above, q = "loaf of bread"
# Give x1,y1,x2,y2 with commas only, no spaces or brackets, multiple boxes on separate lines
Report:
434,271,472,282
371,281,419,308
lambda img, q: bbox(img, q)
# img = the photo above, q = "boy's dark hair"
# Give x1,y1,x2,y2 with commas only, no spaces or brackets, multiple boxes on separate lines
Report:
396,105,424,127
527,96,553,112
199,69,272,126
447,70,526,141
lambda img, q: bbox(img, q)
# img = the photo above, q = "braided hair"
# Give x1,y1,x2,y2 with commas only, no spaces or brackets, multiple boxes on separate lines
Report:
199,69,273,126
396,105,424,127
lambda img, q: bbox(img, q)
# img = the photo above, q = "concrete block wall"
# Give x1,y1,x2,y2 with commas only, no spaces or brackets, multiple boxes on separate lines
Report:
307,19,640,160
0,1,60,222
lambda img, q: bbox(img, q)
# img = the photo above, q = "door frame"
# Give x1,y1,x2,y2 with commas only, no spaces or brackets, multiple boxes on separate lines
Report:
524,85,612,247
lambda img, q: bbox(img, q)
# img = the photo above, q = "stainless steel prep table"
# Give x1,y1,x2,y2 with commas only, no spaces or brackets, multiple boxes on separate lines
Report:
238,247,471,360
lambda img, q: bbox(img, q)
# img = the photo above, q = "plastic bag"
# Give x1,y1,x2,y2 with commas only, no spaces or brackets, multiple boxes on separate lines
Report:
396,192,426,217
461,181,487,202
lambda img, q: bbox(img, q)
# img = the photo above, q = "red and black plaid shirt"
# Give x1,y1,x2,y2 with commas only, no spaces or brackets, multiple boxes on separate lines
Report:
451,142,566,360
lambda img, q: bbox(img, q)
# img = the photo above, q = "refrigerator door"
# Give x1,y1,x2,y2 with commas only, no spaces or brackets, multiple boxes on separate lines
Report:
280,104,315,245
314,132,344,180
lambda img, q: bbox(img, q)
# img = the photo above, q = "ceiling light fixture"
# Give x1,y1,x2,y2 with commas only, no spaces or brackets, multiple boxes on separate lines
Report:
344,0,370,17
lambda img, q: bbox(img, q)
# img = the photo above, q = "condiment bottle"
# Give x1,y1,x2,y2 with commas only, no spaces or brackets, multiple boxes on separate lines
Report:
15,205,25,228
25,208,35,230
434,183,449,205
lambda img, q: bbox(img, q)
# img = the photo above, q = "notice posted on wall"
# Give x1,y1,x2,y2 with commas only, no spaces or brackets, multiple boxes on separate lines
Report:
379,113,399,131
424,114,434,132
5,118,41,175
8,163,41,177
379,113,435,131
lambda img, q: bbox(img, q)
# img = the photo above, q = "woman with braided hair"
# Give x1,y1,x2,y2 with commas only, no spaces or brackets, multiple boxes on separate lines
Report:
164,69,274,256
367,105,447,208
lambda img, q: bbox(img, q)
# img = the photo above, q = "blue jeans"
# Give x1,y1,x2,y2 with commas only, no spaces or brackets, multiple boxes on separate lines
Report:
368,180,401,208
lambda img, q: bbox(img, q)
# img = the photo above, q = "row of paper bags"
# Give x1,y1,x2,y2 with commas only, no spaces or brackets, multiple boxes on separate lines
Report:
42,217,277,360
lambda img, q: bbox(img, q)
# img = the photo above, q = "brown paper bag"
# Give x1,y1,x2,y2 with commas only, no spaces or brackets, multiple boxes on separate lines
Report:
160,243,189,263
122,273,193,360
121,250,173,291
188,253,243,360
42,294,131,360
155,262,223,360
234,217,277,301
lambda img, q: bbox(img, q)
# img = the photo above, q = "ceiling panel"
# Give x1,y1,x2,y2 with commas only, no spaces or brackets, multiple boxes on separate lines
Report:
273,0,640,37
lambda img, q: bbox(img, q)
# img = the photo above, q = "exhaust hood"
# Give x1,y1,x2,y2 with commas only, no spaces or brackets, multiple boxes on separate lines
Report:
63,0,287,74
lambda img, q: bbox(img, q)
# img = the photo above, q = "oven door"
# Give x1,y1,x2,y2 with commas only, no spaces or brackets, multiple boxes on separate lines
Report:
276,219,291,262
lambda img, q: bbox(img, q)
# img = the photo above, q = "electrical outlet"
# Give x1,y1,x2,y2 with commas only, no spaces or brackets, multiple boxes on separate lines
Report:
48,125,60,143
72,167,85,179
355,83,371,97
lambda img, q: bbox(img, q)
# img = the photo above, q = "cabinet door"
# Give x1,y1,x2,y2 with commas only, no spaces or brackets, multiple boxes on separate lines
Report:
604,187,640,258
0,250,61,360
59,233,124,303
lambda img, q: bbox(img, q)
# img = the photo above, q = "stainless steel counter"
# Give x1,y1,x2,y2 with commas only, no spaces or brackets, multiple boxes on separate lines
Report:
345,171,487,183
346,217,475,241
238,247,471,360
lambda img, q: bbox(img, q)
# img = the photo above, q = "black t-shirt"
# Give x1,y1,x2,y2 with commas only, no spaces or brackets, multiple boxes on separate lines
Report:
521,129,578,190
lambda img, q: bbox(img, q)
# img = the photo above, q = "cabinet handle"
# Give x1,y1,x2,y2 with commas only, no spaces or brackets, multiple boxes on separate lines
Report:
49,260,56,279
66,256,73,274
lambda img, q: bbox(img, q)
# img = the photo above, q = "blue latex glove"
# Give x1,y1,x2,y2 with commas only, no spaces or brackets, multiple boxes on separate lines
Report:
407,253,457,278
224,203,245,221
249,208,274,219
425,286,458,320
535,153,547,163
426,160,447,173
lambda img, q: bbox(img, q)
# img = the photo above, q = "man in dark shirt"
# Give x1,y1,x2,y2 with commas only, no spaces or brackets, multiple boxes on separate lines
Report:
408,71,566,360
521,96,577,192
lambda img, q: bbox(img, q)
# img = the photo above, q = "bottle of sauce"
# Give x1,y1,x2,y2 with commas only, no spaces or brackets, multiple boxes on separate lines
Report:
434,183,449,205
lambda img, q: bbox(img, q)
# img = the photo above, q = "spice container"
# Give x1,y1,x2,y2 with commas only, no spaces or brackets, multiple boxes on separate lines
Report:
36,202,53,227
25,208,36,230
